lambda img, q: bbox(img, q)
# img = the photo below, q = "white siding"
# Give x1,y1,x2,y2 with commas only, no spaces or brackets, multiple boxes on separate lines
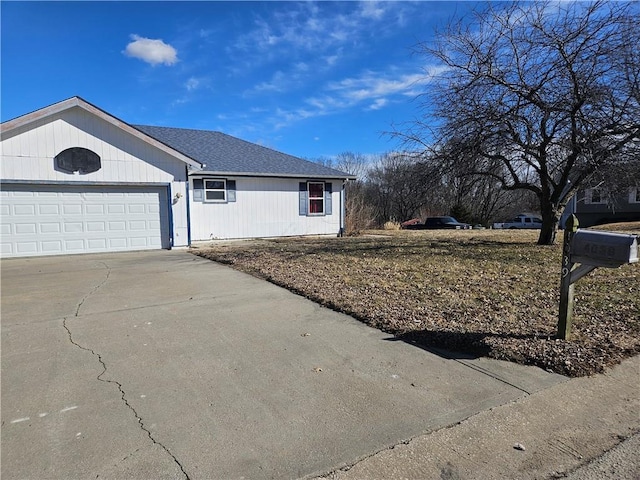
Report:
189,177,342,240
1,107,190,246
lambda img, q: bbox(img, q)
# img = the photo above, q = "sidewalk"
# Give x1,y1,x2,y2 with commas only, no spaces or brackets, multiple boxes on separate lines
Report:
315,355,639,480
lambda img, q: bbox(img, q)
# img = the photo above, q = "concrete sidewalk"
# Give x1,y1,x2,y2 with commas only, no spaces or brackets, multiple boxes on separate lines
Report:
316,355,640,480
1,250,636,479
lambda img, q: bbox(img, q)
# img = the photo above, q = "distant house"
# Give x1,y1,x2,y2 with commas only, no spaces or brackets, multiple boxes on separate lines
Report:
0,97,355,258
561,185,640,228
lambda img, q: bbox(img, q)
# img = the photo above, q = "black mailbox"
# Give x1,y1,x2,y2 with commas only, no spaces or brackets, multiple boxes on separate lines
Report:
570,230,639,267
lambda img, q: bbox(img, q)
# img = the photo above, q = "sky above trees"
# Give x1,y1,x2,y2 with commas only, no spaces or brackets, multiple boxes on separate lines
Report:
1,1,478,159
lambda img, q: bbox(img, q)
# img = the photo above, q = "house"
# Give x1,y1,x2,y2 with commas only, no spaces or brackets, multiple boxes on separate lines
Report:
0,97,354,258
561,185,640,228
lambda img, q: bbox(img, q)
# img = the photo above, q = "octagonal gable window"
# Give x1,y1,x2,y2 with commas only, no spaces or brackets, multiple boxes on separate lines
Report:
55,147,101,174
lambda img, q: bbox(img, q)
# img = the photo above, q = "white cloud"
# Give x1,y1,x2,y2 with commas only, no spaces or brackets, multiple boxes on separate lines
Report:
219,63,446,133
124,34,178,66
359,1,387,20
245,62,312,96
368,98,388,111
230,2,410,66
324,53,340,67
250,71,287,93
185,77,200,91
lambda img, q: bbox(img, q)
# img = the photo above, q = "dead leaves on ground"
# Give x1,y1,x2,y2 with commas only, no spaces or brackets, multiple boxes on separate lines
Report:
193,229,639,377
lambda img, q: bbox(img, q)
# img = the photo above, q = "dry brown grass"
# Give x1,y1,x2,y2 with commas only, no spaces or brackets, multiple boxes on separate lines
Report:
192,224,639,377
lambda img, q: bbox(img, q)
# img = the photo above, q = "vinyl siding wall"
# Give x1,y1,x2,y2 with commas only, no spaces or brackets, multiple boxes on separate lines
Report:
1,107,190,246
189,177,341,240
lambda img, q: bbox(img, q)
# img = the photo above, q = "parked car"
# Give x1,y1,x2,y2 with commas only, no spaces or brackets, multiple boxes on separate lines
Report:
494,214,543,229
403,216,472,230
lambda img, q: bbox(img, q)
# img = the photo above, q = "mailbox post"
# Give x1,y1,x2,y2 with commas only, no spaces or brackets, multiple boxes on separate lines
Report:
557,215,639,340
558,216,578,340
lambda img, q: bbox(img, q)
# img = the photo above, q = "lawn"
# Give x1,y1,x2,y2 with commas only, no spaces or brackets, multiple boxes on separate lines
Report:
192,224,640,377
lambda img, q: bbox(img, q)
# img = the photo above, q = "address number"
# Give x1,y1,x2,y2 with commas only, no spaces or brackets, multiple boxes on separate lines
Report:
582,243,616,258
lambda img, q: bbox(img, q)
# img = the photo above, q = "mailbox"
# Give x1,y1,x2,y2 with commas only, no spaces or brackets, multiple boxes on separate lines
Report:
570,230,638,267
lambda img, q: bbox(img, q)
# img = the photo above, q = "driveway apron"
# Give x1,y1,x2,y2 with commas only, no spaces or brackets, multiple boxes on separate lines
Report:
1,250,566,479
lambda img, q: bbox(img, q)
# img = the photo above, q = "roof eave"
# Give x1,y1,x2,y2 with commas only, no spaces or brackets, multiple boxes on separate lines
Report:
191,170,356,180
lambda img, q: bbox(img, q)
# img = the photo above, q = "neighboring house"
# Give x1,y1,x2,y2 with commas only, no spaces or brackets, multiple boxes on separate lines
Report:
561,186,640,228
0,97,354,258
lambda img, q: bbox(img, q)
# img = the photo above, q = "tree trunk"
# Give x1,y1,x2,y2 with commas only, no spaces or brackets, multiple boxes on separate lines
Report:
537,204,560,245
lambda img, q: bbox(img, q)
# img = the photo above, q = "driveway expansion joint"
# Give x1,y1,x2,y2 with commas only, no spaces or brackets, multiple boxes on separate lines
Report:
453,359,533,395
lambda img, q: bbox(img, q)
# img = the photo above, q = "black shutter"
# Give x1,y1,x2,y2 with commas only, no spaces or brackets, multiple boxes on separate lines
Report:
299,182,308,215
192,178,204,202
227,180,236,202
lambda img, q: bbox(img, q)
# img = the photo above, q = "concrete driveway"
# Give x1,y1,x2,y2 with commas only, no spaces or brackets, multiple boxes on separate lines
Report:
1,250,566,479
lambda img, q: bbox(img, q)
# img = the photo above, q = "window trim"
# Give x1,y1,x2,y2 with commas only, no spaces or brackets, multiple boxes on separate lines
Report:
55,147,101,174
630,186,640,204
586,188,607,205
307,181,325,215
203,178,227,203
299,181,332,216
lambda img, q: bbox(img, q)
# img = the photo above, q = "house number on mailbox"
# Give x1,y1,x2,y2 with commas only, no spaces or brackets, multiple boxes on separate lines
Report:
557,215,638,340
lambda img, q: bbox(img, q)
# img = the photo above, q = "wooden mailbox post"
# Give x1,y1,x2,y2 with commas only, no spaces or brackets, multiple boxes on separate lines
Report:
557,215,639,340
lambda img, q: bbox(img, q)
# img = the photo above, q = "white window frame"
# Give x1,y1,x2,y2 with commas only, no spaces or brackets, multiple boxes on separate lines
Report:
204,178,227,203
629,186,640,204
308,181,325,215
585,188,607,205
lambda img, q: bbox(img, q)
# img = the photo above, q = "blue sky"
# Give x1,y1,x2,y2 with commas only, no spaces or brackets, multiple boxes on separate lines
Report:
1,1,478,160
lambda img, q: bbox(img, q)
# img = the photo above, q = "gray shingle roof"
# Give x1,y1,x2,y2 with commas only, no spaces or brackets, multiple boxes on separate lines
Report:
134,125,354,179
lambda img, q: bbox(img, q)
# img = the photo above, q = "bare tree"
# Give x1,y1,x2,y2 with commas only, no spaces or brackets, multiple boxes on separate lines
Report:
333,151,370,180
334,152,376,233
400,1,640,244
366,152,440,224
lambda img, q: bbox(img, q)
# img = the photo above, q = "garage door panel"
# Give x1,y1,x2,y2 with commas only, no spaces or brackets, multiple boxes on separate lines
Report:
130,237,150,247
39,204,60,215
40,223,61,233
63,204,82,215
66,239,85,251
86,205,104,214
108,204,126,214
14,205,35,215
15,223,37,234
16,242,38,254
109,238,127,248
1,184,170,257
129,220,147,230
41,240,63,252
88,239,107,249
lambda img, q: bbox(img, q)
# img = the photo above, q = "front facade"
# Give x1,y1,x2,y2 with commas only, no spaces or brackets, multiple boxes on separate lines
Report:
133,124,351,243
562,186,640,228
188,176,342,240
1,97,353,258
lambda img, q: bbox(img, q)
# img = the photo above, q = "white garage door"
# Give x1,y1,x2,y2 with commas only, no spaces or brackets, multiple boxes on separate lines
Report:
1,184,171,257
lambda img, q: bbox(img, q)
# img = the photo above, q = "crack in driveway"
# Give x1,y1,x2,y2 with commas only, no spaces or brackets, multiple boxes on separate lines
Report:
63,262,190,479
75,262,111,317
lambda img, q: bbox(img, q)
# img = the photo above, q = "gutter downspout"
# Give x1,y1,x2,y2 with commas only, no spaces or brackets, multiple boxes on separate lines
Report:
185,166,192,246
339,179,348,237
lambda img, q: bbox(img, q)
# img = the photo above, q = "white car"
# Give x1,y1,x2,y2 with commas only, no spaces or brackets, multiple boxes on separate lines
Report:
499,215,543,229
